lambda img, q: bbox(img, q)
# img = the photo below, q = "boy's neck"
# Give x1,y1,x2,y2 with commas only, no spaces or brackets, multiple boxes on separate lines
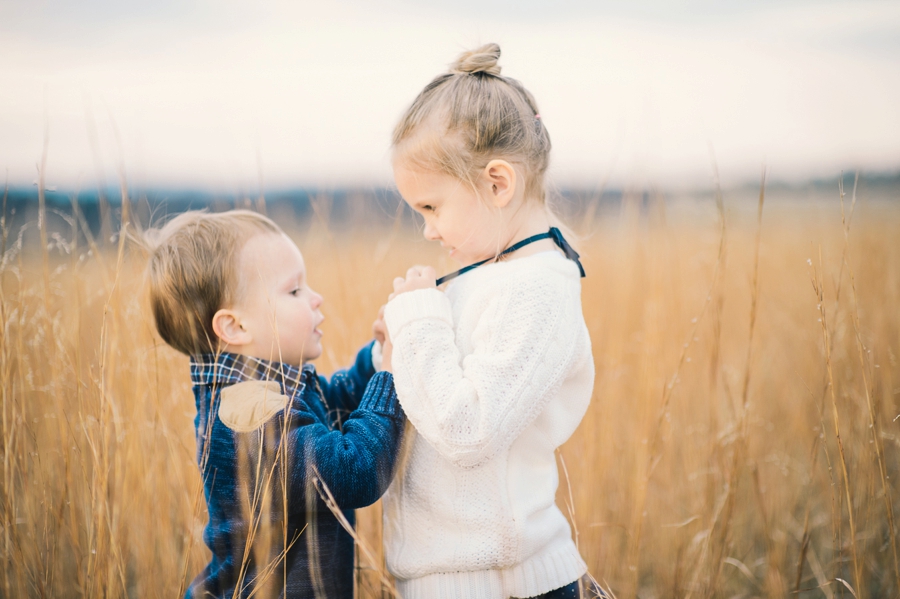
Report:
216,346,306,369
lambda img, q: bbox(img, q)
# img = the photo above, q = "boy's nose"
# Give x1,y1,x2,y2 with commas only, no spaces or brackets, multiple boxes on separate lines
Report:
310,289,323,308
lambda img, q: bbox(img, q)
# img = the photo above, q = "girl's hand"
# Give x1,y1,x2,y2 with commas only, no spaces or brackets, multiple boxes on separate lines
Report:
391,265,437,299
381,336,393,373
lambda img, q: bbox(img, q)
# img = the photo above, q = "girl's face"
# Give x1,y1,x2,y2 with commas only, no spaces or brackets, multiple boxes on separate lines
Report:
393,161,506,265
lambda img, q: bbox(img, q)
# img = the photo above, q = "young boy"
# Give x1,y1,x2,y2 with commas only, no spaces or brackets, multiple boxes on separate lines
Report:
145,210,403,599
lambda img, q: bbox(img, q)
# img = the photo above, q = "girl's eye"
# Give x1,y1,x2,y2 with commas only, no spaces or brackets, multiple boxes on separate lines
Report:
422,205,434,213
290,287,302,296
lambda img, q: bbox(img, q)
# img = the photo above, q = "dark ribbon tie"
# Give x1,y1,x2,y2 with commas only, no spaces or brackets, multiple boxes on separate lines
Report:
436,227,586,286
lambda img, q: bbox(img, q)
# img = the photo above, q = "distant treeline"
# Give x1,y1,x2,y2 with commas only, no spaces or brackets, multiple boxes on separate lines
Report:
0,185,627,241
1,187,407,237
1,171,897,246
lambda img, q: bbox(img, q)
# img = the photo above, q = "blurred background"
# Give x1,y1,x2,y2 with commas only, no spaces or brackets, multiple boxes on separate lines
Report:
2,1,900,598
2,0,898,194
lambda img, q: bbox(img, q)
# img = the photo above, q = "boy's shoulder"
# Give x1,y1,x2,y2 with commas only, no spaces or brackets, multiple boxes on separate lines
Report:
217,379,291,432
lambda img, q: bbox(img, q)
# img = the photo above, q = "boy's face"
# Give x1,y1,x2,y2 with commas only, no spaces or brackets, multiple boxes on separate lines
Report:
232,232,324,365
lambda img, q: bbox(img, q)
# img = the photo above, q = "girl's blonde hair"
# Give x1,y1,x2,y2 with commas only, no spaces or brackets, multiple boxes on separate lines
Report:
392,43,552,202
141,210,282,356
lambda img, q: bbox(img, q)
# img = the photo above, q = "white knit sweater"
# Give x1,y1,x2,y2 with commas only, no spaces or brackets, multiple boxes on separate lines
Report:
383,251,595,599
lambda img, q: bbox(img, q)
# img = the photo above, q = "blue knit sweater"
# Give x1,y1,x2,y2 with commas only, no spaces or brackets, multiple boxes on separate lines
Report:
185,343,404,599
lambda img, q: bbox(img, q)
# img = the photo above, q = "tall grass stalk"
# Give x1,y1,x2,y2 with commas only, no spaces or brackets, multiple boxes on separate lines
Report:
839,174,900,591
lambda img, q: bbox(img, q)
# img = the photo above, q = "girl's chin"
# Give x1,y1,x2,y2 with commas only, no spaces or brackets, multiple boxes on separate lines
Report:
448,250,477,264
450,251,494,265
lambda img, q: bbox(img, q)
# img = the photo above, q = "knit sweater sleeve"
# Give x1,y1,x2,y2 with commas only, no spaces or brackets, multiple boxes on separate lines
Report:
315,341,378,417
292,372,405,509
384,274,581,469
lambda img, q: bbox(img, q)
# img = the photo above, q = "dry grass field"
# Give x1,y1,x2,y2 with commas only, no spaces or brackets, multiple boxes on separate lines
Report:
1,179,898,598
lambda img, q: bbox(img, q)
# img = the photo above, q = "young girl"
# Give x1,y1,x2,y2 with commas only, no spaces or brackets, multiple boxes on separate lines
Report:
382,44,598,599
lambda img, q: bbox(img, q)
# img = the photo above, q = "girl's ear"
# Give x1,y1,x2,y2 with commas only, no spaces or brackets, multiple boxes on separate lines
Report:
212,309,252,349
482,159,517,209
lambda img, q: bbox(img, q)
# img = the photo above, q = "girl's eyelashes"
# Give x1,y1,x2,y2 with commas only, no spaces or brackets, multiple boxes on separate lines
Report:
289,287,302,296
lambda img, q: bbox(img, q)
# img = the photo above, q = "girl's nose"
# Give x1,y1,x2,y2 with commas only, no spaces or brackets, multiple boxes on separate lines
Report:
423,221,440,241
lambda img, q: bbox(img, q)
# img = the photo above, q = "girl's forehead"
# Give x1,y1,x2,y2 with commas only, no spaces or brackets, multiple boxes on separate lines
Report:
391,125,451,170
394,165,458,201
391,152,428,177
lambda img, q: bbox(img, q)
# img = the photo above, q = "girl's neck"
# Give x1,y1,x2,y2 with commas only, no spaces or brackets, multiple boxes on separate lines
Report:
500,204,557,260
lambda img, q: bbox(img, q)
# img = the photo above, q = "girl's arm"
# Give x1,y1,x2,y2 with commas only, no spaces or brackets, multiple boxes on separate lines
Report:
384,276,589,469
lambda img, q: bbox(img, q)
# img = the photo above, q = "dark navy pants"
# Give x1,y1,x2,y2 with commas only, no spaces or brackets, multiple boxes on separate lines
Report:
516,577,608,599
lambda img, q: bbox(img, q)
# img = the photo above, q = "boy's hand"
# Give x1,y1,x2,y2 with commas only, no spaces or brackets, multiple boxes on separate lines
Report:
373,304,392,372
390,265,437,299
373,305,388,345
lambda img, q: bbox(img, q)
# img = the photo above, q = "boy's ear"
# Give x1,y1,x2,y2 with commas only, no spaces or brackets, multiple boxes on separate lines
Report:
482,159,517,209
212,308,252,348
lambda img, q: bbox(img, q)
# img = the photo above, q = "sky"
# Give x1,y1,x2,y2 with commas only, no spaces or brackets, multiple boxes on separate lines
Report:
1,0,898,191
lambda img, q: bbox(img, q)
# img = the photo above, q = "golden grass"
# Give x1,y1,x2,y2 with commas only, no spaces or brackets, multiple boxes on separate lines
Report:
1,182,898,598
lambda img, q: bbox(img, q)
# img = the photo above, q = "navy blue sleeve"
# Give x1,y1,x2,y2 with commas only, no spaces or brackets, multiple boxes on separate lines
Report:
285,372,405,511
316,341,378,418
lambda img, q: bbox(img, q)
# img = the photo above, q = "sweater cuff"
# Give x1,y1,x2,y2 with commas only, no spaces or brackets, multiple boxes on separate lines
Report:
384,288,453,339
357,371,402,416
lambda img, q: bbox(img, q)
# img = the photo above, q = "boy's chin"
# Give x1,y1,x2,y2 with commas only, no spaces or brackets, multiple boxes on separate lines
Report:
302,346,323,363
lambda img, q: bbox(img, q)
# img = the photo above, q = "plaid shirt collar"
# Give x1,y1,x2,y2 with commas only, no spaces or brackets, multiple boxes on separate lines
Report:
190,352,316,398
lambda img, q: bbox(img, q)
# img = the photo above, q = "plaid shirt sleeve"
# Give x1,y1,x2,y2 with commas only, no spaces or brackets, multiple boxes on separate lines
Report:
315,341,378,419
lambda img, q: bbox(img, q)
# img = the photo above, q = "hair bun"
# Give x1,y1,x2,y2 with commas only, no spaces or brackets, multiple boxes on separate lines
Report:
450,43,502,76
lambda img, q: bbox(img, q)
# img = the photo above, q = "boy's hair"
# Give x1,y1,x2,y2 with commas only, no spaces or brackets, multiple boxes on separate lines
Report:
392,43,552,203
143,210,282,356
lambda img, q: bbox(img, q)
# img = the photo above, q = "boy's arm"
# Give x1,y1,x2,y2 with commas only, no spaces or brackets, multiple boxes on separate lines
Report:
316,341,379,416
298,372,404,509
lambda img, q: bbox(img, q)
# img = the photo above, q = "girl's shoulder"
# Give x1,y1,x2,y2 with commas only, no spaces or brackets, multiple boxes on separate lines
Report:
462,250,581,287
448,250,582,307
